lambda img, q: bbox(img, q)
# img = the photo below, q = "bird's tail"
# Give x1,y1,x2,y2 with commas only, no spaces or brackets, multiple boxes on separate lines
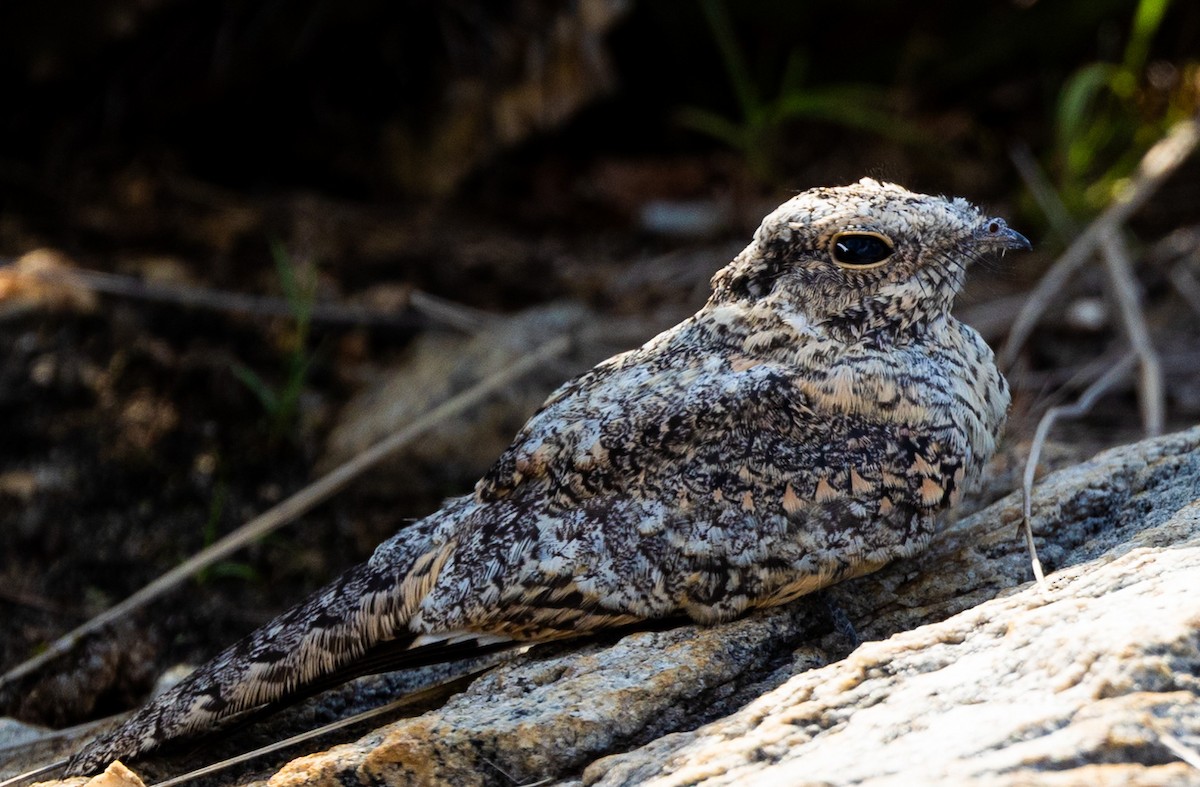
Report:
64,538,458,776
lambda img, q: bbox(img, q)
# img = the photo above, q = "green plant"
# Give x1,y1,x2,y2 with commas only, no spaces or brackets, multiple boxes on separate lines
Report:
678,0,922,182
196,477,261,584
234,240,319,442
1054,0,1195,215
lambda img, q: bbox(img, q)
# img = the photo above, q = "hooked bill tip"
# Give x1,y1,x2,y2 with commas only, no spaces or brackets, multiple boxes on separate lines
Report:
975,218,1031,251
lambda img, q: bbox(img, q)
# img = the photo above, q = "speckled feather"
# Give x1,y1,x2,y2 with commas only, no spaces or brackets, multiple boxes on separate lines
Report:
67,179,1024,775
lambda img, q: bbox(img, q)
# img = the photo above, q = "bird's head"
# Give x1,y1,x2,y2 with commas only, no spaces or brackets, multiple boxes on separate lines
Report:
710,178,1030,337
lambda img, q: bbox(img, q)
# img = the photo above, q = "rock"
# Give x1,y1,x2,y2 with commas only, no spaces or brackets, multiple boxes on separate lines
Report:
272,427,1200,785
582,425,1200,785
1,619,160,728
0,716,49,751
0,249,98,318
84,761,145,787
29,761,146,787
270,605,833,787
379,0,630,195
29,428,1200,786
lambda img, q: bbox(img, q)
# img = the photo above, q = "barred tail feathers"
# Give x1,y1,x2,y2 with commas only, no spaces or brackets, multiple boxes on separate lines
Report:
65,539,456,776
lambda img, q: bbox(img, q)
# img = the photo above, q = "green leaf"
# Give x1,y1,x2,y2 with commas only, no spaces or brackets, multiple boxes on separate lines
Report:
677,106,754,151
1124,0,1172,73
233,362,279,413
698,0,760,121
208,561,263,583
1055,62,1118,164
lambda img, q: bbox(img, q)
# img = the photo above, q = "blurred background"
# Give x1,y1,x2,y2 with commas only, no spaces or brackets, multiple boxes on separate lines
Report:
1,0,1198,729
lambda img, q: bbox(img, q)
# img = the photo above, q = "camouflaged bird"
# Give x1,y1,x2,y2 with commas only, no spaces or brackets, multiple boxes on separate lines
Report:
67,179,1028,775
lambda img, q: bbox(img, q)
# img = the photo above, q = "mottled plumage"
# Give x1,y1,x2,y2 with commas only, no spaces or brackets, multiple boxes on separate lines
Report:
67,179,1027,775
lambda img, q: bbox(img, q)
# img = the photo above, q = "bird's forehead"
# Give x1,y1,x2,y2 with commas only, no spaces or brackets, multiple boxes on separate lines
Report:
764,180,982,242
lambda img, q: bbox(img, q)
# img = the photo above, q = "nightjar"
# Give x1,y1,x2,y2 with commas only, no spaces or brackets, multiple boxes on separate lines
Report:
67,178,1028,775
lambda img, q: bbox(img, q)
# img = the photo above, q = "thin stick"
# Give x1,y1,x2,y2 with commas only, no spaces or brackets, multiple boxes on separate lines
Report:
0,336,571,691
1011,349,1132,392
1160,731,1200,771
0,713,126,759
408,290,496,333
1169,262,1200,317
479,755,521,786
0,759,68,787
0,588,83,618
1098,228,1165,436
1009,137,1166,436
1001,117,1200,369
149,671,488,787
956,292,1035,343
15,265,494,333
1021,353,1137,587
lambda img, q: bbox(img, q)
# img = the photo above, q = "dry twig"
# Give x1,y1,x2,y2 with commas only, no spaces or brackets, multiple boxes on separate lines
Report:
0,714,125,760
1001,117,1200,369
0,336,571,691
1169,262,1200,317
1098,227,1165,436
1010,349,1132,393
13,264,494,333
1010,132,1172,436
0,588,83,618
0,760,67,787
1020,353,1137,587
0,669,493,787
956,292,1035,343
1160,731,1200,771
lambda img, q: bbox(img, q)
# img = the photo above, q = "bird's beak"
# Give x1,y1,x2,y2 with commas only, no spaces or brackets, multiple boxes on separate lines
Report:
973,218,1032,251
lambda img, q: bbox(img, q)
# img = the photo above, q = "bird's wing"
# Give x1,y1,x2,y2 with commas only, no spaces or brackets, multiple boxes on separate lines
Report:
475,352,818,502
67,346,968,774
475,349,969,510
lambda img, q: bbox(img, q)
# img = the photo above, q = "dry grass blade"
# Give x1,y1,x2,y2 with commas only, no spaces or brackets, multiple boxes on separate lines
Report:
1009,139,1166,437
1020,353,1137,588
0,336,571,691
1001,117,1200,369
0,587,83,618
1098,227,1164,436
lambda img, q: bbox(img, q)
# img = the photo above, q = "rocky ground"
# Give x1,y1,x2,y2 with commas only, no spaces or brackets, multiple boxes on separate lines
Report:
10,409,1200,786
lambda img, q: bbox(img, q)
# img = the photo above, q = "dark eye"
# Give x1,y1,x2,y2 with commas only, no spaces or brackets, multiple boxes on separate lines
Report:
830,232,894,269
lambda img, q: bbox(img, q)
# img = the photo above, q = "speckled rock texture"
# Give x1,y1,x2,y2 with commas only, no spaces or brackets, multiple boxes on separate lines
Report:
21,426,1200,786
272,426,1200,786
269,606,830,787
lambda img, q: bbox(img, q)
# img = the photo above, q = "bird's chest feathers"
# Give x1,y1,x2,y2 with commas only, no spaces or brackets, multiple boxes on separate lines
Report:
793,352,945,424
771,319,994,433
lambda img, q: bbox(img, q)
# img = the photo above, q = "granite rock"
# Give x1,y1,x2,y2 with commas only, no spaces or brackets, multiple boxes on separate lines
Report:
26,428,1200,786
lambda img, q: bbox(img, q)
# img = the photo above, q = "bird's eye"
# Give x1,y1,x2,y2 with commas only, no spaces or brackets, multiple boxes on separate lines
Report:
830,232,894,269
